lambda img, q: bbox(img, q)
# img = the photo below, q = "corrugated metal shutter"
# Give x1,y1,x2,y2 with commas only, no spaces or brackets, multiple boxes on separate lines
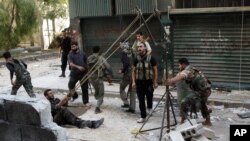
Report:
69,0,112,18
115,0,155,15
172,14,250,89
157,0,171,12
68,0,76,18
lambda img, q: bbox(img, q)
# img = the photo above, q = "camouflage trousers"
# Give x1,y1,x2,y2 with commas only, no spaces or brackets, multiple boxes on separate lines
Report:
53,107,91,127
180,89,211,119
89,75,104,107
120,74,136,110
11,75,35,97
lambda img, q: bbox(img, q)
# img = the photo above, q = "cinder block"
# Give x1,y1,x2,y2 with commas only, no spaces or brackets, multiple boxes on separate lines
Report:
191,135,210,141
5,101,41,126
202,127,216,140
176,119,197,131
186,124,204,137
178,123,204,139
0,121,21,141
163,131,185,141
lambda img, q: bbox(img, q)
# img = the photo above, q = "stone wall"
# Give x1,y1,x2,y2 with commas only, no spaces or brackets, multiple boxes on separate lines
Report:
0,95,67,141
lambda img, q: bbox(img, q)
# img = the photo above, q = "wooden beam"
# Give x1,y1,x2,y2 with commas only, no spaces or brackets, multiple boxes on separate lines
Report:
167,6,250,15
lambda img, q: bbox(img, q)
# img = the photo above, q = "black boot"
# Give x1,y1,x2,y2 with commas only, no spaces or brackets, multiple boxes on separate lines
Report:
75,119,87,128
95,107,102,114
59,71,65,77
91,118,104,129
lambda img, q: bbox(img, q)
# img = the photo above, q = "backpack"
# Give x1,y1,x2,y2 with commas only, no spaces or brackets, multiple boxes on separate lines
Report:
186,67,211,95
87,54,112,77
87,54,99,71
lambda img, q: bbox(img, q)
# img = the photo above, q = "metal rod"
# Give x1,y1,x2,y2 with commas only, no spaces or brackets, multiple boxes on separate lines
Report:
159,93,168,141
135,6,157,46
135,92,167,138
136,124,176,133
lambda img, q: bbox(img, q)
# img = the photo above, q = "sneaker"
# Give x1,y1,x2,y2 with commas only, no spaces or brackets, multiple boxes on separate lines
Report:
121,104,129,108
137,118,146,123
125,109,135,113
95,107,102,114
92,118,104,128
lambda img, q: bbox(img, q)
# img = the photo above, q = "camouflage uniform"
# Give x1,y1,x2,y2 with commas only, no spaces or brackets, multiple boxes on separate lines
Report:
179,65,211,119
50,98,92,128
6,59,35,97
119,51,136,111
88,53,110,109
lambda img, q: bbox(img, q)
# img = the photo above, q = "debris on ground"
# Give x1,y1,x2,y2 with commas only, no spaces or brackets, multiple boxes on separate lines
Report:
237,112,250,119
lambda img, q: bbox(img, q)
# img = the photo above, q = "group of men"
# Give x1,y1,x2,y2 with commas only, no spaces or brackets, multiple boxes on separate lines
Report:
2,30,212,128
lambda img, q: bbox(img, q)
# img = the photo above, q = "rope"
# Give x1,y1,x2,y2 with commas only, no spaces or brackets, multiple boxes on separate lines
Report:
72,13,140,92
73,12,156,94
74,12,156,92
239,0,244,92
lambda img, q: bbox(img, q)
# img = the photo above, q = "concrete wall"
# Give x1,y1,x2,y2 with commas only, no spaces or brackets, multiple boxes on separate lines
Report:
0,95,67,141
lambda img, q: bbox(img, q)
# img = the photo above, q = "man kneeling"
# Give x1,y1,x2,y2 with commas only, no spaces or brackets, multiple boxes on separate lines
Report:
44,89,104,128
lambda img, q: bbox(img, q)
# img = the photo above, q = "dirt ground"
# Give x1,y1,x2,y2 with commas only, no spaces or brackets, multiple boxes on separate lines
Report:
1,57,250,141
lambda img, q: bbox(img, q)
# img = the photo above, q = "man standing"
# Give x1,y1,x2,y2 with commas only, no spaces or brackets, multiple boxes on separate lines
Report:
132,42,158,123
88,46,110,114
119,42,136,113
68,41,89,105
2,51,35,97
59,29,71,77
131,31,152,56
166,58,212,126
44,89,104,128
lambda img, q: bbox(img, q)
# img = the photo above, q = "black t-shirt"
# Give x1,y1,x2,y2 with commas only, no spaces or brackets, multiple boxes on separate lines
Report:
60,37,71,55
49,98,61,117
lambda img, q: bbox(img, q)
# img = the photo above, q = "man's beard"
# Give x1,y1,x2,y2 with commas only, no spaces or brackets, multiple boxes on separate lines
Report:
72,49,78,52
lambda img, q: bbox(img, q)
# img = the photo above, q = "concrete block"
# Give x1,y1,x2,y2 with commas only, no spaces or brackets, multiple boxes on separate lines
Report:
5,101,41,126
0,95,67,141
176,119,204,139
21,125,57,141
191,135,210,141
0,100,6,120
0,121,22,141
163,131,185,141
202,127,216,140
182,124,204,138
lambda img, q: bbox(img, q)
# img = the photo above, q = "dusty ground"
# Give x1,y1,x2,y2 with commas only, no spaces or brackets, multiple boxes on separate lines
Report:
0,57,250,141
